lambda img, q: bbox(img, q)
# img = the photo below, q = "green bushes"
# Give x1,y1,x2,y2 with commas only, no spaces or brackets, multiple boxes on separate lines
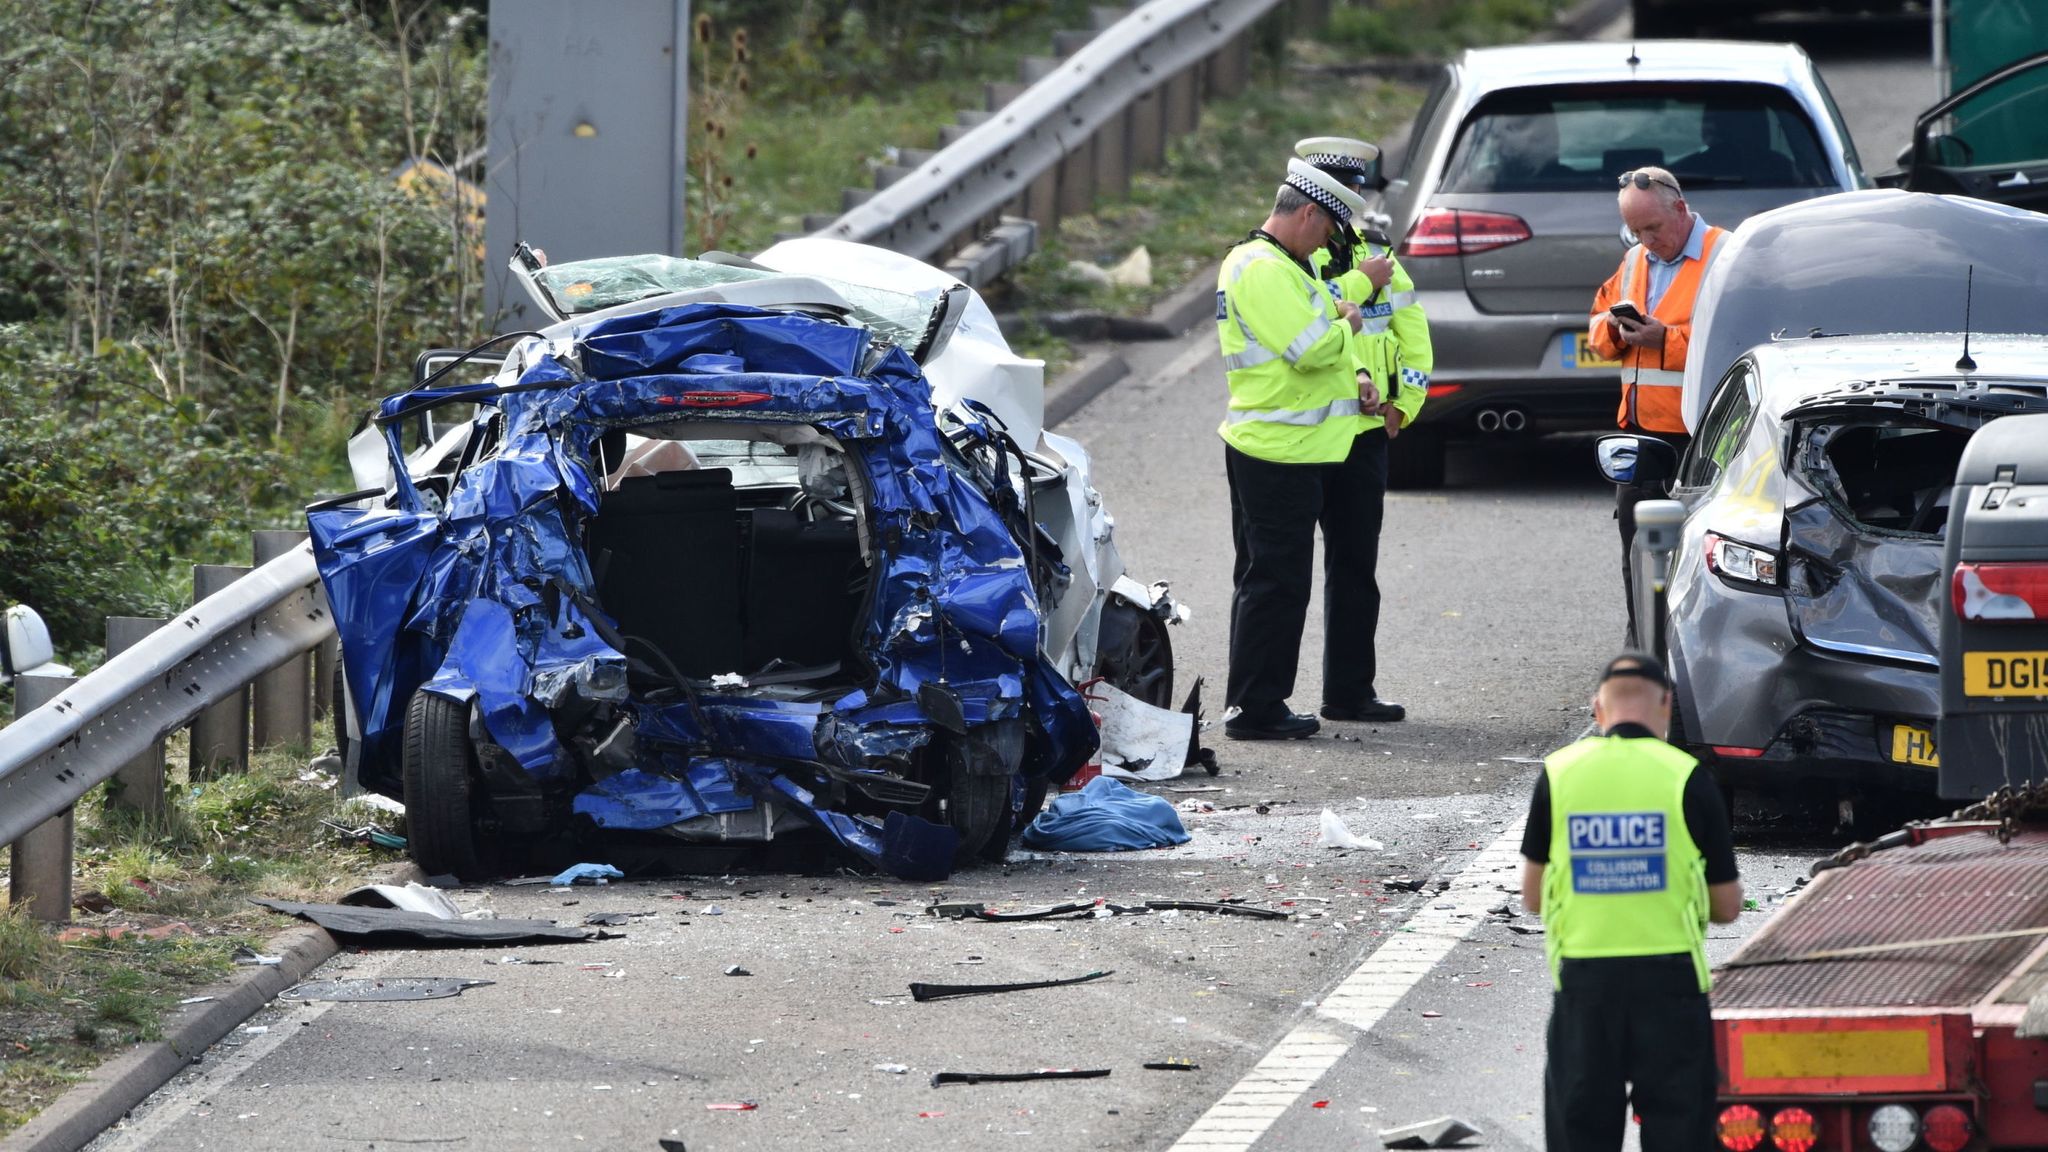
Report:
0,0,488,652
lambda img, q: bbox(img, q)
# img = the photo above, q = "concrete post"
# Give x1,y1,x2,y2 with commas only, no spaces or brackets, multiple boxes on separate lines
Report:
105,616,169,820
189,563,252,778
251,530,311,750
1022,164,1062,235
9,673,77,923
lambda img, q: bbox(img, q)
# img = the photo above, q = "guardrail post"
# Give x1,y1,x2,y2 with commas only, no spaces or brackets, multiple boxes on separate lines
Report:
314,635,338,727
1130,84,1167,170
190,563,253,777
9,673,77,923
1023,164,1062,236
1164,65,1200,140
251,530,312,750
1057,133,1099,218
1093,105,1132,201
105,616,169,820
1206,31,1250,98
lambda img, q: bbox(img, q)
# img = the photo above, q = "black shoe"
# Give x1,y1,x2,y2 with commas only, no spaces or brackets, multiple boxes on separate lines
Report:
1320,699,1406,723
1224,709,1321,741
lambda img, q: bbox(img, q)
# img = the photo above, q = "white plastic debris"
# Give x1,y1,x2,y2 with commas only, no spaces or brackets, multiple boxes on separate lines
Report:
1319,809,1384,851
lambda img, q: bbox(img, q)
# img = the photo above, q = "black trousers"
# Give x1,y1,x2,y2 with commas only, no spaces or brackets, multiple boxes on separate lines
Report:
1616,431,1691,646
1545,955,1716,1152
1224,429,1386,715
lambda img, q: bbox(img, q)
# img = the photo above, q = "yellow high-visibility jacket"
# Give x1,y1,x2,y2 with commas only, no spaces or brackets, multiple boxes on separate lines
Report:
1215,235,1362,464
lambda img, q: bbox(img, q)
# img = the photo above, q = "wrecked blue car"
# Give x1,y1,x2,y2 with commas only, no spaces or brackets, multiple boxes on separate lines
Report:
312,240,1190,881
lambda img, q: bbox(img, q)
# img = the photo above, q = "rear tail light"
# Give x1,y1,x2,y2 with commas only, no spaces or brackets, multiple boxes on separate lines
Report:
1714,746,1767,758
1867,1104,1920,1152
1704,532,1781,589
1426,383,1464,400
1952,561,2048,620
1398,208,1532,257
1922,1104,1972,1152
1770,1107,1819,1152
1718,1105,1766,1152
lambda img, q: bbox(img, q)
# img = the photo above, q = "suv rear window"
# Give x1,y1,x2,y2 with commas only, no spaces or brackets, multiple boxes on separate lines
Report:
1440,83,1834,193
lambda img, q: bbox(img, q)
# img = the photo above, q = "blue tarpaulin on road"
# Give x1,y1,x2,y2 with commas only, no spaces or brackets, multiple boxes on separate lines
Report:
1021,776,1189,852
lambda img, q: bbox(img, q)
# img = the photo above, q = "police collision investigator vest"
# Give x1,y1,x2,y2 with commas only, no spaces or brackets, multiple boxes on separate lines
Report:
1215,234,1362,463
1541,735,1711,992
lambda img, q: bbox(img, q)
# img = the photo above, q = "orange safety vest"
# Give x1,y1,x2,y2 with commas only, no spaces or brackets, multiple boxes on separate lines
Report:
1589,224,1727,435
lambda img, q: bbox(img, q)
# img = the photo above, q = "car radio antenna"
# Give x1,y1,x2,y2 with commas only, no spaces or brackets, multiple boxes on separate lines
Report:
1956,264,1978,373
1627,43,1641,67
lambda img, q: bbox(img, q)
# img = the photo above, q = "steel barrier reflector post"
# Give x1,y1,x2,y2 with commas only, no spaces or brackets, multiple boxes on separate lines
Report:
9,673,77,923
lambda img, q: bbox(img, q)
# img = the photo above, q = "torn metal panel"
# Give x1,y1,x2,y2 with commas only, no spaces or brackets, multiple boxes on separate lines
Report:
1093,681,1194,783
253,899,589,945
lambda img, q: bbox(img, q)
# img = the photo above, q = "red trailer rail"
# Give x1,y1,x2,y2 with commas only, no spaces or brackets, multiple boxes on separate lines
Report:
1712,822,2048,1152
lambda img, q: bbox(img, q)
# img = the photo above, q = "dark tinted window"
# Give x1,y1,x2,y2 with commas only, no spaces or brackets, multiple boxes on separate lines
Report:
1440,83,1834,193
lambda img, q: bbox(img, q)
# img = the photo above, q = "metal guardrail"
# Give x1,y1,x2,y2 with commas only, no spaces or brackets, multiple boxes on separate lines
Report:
0,545,334,851
808,0,1284,286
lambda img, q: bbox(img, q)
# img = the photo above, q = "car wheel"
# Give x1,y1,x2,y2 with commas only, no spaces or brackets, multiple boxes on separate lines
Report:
942,720,1025,865
1094,599,1174,707
1387,427,1446,490
401,690,497,881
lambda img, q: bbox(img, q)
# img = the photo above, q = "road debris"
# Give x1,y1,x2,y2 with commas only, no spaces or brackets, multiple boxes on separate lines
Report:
874,1063,911,1074
909,970,1113,1002
1021,776,1190,851
253,899,589,945
230,946,283,966
1319,809,1384,850
280,977,494,1002
930,1068,1112,1087
551,862,625,887
724,965,753,977
1144,900,1290,920
1143,1059,1199,1071
705,1101,758,1111
1380,1116,1484,1148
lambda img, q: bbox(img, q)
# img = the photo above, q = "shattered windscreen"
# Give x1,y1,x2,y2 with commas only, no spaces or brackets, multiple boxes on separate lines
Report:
529,253,937,348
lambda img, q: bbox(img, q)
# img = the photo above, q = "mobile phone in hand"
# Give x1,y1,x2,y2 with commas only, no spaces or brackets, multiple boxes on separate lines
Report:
1609,301,1644,324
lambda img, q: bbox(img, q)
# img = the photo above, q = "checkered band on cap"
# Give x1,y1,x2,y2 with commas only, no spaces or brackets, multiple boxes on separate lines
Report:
1283,158,1355,225
1302,152,1363,172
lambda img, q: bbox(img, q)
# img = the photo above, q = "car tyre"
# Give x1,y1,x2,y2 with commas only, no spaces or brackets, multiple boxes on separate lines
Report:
942,720,1027,865
401,690,497,881
1093,599,1174,707
1387,427,1446,490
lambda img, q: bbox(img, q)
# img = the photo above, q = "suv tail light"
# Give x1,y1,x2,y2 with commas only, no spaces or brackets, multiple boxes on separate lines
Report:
1952,561,2048,620
1921,1105,1972,1152
1398,208,1532,257
1704,532,1781,589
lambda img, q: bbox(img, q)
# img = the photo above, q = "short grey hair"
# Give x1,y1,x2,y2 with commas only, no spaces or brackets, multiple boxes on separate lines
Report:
1274,184,1312,215
1619,165,1685,208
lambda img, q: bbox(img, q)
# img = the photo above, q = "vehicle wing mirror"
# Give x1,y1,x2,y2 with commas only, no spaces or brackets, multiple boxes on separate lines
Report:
1597,434,1679,487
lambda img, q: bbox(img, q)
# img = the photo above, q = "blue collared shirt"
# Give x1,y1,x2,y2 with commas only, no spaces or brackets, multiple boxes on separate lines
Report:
1644,213,1706,312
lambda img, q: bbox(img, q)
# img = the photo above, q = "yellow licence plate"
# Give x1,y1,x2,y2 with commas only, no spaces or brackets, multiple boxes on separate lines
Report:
1962,650,2048,697
1559,332,1622,370
1889,724,1939,767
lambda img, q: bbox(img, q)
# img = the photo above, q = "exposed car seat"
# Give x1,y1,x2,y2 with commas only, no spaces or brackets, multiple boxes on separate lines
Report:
742,507,866,674
587,468,745,679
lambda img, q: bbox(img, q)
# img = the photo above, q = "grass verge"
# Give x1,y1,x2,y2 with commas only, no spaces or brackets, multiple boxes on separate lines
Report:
0,742,404,1137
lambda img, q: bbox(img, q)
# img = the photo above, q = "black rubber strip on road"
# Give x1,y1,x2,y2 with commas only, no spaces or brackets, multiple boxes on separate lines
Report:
908,969,1114,1002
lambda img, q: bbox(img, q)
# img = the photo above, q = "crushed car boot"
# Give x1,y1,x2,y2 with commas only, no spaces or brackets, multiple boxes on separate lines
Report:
1225,706,1320,741
1320,699,1406,723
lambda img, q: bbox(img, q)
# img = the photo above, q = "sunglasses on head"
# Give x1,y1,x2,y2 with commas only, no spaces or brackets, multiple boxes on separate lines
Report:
1618,170,1681,193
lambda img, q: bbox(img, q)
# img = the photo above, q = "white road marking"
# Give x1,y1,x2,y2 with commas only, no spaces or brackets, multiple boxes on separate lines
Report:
1167,822,1529,1151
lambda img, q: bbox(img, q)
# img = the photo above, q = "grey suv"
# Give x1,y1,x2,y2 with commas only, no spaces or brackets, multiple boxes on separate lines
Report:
1373,41,1867,488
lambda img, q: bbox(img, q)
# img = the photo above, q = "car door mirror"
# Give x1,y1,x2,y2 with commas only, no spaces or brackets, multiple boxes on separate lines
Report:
1597,434,1679,488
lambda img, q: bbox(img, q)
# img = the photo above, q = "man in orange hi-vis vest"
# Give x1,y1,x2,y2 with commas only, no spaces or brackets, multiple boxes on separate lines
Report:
1589,166,1727,644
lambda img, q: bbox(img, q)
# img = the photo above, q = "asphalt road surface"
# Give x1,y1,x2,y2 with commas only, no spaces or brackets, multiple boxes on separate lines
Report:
82,16,1936,1152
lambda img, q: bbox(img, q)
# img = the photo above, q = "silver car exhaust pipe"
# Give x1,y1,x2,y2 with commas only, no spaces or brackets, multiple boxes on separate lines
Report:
1500,408,1528,433
1475,408,1502,433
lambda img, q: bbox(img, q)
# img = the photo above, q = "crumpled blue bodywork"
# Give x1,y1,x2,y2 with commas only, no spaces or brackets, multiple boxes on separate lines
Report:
309,302,1095,880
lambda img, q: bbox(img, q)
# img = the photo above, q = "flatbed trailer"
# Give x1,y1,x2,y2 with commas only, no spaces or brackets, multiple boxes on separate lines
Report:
1712,818,2048,1152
